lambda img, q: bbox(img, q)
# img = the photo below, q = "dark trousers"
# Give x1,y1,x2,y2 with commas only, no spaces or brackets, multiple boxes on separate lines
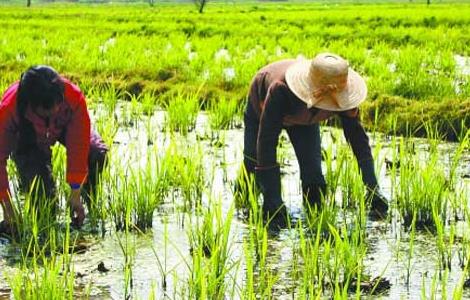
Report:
12,131,108,205
243,102,326,187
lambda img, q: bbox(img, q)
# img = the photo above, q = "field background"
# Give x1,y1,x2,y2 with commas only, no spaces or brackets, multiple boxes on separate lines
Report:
0,1,469,139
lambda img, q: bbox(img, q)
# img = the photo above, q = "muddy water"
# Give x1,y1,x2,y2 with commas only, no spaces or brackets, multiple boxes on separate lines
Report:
0,109,469,299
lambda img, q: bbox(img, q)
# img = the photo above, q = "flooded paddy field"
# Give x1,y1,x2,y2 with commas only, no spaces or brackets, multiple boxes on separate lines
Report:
0,102,468,299
0,2,469,299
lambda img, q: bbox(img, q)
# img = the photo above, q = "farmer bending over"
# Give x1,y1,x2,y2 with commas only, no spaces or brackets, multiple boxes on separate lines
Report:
0,65,107,234
242,53,388,225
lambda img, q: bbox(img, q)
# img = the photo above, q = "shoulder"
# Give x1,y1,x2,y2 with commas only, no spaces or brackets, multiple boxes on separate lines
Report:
268,79,289,94
256,59,297,80
62,78,86,107
260,59,297,72
1,82,19,108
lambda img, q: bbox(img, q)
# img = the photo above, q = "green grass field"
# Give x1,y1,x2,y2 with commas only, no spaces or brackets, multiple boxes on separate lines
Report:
0,2,469,139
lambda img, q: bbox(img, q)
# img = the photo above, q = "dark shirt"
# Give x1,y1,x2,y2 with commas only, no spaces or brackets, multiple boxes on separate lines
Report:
248,59,373,168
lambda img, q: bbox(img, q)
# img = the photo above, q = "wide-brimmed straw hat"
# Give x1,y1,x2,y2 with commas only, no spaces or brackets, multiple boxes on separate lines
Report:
285,53,367,111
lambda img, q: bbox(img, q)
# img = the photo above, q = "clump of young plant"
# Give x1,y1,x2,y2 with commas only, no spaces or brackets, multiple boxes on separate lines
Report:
394,137,451,230
322,223,368,296
297,218,324,298
115,203,136,300
186,200,238,299
108,148,169,231
8,220,83,299
232,164,259,219
7,178,64,258
242,222,276,299
207,97,241,130
164,90,201,135
162,141,205,210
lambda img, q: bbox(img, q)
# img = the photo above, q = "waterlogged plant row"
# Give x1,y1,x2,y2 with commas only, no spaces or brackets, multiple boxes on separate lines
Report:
3,92,468,298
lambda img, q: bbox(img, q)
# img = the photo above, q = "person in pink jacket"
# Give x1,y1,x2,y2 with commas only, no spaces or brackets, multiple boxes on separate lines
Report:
0,66,108,235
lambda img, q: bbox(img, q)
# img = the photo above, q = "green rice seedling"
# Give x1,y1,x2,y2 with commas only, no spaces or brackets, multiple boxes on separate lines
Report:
394,137,450,230
106,140,203,231
426,269,449,300
458,206,470,281
241,241,256,300
140,92,158,117
244,224,276,299
452,270,467,300
8,220,81,299
335,141,370,212
297,218,324,298
162,141,205,210
119,101,137,128
108,160,168,231
133,149,170,230
433,203,455,271
236,175,279,298
240,236,276,299
290,232,301,299
186,200,238,300
304,200,339,240
323,134,343,198
87,177,108,237
323,222,367,296
9,253,76,299
232,164,259,218
207,97,241,130
8,179,63,258
447,130,469,189
115,198,136,300
108,166,133,232
149,220,177,292
93,107,119,149
164,90,201,135
97,84,121,114
401,211,417,287
126,92,144,127
144,116,158,146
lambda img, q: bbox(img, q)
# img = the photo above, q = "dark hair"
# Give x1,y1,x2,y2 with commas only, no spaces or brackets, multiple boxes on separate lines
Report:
17,65,64,116
16,65,64,153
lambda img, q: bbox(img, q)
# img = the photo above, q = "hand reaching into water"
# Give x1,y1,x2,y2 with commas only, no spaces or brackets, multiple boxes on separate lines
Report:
366,185,389,219
69,189,85,228
0,197,16,238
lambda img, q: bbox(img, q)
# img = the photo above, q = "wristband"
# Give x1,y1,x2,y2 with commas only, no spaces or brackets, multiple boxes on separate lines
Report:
70,183,81,190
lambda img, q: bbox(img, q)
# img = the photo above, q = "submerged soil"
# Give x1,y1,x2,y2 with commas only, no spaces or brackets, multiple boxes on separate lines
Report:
0,111,469,299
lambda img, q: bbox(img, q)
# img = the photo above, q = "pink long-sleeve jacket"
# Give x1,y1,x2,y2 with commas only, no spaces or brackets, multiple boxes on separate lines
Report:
0,78,91,201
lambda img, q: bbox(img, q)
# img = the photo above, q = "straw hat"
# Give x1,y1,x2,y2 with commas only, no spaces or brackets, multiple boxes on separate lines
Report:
285,53,367,111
